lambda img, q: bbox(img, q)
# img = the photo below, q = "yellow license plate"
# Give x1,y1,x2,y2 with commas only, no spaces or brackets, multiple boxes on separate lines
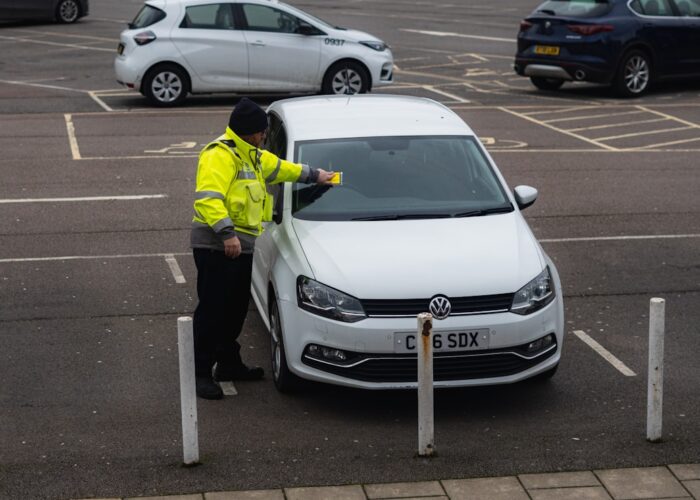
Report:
534,45,560,56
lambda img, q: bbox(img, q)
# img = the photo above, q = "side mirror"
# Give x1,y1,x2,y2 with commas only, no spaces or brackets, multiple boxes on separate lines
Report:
514,185,538,210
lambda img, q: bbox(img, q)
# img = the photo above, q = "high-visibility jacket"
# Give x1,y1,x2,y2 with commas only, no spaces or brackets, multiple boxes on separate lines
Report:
191,127,316,251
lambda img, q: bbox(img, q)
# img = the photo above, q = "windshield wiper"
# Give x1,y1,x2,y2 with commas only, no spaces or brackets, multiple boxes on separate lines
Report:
537,8,556,15
352,213,451,221
453,205,514,218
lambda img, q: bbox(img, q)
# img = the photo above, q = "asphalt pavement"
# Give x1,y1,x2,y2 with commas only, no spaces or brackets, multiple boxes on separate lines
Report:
0,1,699,499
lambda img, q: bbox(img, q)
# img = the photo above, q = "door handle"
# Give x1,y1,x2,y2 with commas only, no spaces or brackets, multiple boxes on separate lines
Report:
250,41,266,47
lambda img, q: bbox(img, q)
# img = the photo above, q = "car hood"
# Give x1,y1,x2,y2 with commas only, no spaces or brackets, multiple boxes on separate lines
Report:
330,27,382,43
291,213,545,299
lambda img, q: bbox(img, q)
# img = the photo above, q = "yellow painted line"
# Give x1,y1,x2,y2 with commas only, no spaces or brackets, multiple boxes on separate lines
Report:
634,136,700,150
567,117,668,133
422,85,470,103
64,114,81,160
521,105,594,116
88,91,114,112
542,110,644,124
636,105,700,129
498,107,618,151
593,126,692,142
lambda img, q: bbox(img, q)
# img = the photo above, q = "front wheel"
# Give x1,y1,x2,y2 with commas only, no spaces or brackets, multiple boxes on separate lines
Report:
322,61,370,95
530,77,564,91
56,0,80,23
143,64,189,107
270,298,300,392
614,50,651,97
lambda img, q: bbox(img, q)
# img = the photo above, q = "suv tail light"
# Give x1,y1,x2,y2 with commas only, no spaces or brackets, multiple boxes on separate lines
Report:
519,20,533,32
133,30,157,45
567,24,614,36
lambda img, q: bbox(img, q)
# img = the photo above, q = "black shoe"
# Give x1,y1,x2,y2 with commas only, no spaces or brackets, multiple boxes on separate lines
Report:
214,364,265,382
196,377,223,400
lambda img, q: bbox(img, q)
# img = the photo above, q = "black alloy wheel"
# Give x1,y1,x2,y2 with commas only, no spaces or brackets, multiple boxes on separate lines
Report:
269,298,299,392
56,0,80,23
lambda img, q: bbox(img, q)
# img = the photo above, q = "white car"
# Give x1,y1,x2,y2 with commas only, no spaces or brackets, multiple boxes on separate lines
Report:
114,0,393,106
252,95,565,392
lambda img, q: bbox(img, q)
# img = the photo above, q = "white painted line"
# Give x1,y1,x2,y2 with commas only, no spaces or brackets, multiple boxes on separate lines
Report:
636,105,700,129
540,234,700,243
64,114,81,160
542,110,644,124
573,330,636,377
0,35,114,52
0,194,167,204
164,254,187,284
11,28,116,42
635,135,700,150
499,107,617,151
422,85,470,103
77,155,199,161
1,78,88,93
88,91,114,112
592,126,692,142
521,106,594,116
567,117,668,133
0,252,190,264
401,29,515,43
219,381,238,396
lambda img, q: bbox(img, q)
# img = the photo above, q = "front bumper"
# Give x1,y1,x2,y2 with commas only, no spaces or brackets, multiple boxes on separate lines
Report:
277,297,563,389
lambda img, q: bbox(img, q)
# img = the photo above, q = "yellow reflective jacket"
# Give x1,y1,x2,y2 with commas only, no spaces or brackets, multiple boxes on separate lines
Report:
191,127,315,250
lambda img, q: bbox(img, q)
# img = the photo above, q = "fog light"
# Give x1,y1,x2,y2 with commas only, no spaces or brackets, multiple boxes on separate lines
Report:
306,344,347,362
308,344,320,356
526,333,555,354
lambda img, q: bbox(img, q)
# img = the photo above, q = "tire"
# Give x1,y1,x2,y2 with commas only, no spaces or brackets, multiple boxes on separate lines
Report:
56,0,80,23
269,298,300,393
530,76,565,91
322,61,370,95
142,64,189,107
614,50,651,97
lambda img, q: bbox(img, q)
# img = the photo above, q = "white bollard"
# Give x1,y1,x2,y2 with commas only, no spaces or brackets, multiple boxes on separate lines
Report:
178,316,200,465
647,298,665,443
417,313,435,457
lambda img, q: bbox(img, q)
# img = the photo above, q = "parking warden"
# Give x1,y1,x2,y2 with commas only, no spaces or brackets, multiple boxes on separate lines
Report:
191,97,334,400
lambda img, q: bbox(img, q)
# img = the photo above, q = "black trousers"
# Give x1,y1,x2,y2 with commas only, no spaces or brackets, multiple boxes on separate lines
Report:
192,249,253,378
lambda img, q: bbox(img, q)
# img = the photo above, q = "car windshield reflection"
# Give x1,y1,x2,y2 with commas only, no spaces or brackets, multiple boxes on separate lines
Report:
293,135,512,221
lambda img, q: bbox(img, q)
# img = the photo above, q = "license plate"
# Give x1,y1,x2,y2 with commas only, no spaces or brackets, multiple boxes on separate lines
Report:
117,43,124,55
394,329,490,354
534,45,560,56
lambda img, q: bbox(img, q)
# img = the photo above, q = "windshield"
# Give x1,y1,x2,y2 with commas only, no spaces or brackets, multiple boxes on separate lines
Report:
534,0,612,17
293,136,512,221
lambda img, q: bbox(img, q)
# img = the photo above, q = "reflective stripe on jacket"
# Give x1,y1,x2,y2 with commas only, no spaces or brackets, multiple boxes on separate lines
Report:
191,127,314,250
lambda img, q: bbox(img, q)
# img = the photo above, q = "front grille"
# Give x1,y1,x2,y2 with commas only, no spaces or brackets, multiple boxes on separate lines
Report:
303,342,556,383
361,293,514,317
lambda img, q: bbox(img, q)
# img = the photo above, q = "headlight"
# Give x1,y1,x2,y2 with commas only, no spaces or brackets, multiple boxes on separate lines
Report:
297,276,366,323
360,40,387,51
510,267,555,315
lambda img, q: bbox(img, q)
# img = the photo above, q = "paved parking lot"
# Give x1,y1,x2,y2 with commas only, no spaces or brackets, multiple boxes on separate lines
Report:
1,1,699,499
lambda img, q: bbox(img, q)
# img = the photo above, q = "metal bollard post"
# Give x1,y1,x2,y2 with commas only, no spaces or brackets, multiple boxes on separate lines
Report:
417,313,435,457
647,298,665,443
178,316,200,465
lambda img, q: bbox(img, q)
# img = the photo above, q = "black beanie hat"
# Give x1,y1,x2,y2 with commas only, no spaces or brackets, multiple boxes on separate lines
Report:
228,97,268,136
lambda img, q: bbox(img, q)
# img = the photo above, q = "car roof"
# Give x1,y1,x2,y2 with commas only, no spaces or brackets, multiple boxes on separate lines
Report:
150,0,281,5
269,95,474,142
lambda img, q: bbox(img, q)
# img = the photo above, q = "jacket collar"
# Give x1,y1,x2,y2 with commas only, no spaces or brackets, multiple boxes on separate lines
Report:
225,127,257,158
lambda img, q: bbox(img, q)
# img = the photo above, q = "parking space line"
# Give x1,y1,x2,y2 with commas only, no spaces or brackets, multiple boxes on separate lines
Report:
400,29,516,43
542,110,644,124
499,107,617,151
539,233,700,243
0,194,167,204
573,330,636,377
164,254,186,284
0,35,113,52
635,135,700,150
567,117,668,133
422,85,470,103
520,106,593,116
592,125,692,142
637,105,700,129
64,114,81,160
88,91,114,112
9,29,115,42
0,252,189,264
219,381,238,396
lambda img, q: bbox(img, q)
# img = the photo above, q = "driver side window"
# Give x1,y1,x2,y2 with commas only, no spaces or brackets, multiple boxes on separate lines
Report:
241,4,302,33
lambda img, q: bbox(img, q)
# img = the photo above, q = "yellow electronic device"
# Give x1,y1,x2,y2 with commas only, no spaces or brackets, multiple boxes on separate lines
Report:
329,172,343,185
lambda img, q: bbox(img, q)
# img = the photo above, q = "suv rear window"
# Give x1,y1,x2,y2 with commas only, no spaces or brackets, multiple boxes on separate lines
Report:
533,0,613,18
129,5,166,29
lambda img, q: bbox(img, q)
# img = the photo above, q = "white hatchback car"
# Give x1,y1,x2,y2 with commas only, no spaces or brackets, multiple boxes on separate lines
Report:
252,95,565,392
114,0,393,106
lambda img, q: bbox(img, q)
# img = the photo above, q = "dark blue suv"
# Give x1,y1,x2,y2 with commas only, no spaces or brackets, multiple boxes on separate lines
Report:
514,0,700,96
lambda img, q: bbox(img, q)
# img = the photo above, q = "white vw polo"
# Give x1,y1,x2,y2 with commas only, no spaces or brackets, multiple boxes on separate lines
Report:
115,0,393,106
252,95,564,391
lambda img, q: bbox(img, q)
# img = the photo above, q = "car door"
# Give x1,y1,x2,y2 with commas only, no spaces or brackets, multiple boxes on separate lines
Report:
633,0,686,75
670,0,700,73
237,2,322,91
170,2,250,91
251,113,288,314
14,0,52,19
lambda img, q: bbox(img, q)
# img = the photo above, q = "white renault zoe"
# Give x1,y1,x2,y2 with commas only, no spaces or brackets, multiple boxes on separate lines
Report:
252,95,564,392
114,0,393,106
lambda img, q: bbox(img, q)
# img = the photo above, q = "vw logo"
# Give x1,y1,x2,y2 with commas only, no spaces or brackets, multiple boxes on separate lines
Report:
429,296,451,320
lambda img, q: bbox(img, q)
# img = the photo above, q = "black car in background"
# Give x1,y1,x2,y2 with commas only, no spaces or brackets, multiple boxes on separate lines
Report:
0,0,89,24
514,0,700,96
